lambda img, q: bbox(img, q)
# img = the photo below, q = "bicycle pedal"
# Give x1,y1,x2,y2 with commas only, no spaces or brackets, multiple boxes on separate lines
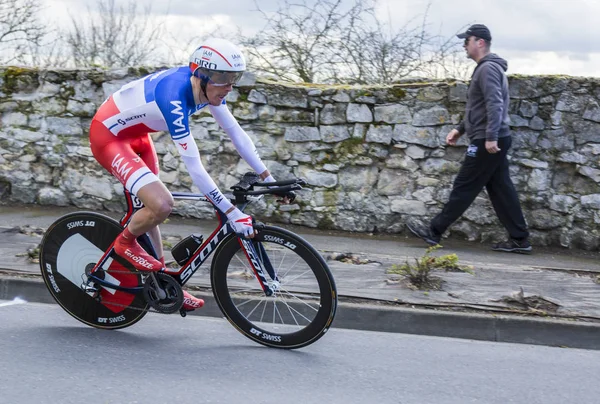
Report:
179,308,187,318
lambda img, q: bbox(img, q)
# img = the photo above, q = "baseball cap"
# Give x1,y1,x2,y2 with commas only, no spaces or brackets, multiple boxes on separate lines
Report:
457,24,492,41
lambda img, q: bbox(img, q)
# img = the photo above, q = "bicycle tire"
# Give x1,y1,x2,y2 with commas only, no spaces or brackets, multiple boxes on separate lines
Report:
39,212,148,329
210,226,337,349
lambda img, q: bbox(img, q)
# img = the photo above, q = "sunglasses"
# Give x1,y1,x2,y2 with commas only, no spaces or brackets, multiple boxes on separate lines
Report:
195,68,244,87
464,37,482,45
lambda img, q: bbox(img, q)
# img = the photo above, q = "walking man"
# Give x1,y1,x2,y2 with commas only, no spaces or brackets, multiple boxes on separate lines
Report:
407,24,531,253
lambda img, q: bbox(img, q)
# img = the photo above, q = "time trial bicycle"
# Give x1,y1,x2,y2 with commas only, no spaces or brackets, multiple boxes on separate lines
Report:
39,172,337,349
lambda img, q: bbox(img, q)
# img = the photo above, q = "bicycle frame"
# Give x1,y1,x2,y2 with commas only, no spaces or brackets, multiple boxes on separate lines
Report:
86,189,276,297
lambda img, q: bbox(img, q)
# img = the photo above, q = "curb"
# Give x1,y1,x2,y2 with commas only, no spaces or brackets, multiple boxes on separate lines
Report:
2,275,600,350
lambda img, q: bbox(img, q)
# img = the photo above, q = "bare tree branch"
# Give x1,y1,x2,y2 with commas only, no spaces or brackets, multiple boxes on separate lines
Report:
241,0,471,84
0,0,46,65
65,0,167,68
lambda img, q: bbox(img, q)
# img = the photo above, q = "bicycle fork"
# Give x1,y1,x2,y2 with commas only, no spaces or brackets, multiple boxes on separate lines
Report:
238,238,279,297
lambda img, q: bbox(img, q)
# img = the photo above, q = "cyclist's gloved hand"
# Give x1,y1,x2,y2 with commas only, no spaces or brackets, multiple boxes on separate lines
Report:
226,208,255,238
264,175,296,204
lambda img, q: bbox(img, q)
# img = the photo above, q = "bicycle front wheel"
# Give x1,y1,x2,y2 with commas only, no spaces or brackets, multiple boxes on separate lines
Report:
211,226,337,349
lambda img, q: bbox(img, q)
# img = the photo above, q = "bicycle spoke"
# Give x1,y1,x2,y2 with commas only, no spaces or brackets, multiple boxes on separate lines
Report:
273,292,314,324
276,287,320,313
244,297,267,319
280,268,315,285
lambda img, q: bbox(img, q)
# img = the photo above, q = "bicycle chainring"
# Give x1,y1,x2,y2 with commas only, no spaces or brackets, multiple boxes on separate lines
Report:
142,272,184,314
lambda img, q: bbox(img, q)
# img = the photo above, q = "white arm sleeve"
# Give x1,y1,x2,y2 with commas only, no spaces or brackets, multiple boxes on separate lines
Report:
209,104,268,175
180,154,233,214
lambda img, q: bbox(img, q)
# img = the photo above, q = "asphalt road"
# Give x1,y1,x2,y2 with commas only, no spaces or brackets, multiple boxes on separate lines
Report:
2,299,600,404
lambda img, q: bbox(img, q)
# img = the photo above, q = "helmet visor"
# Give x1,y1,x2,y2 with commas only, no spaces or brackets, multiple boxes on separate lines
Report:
197,68,244,86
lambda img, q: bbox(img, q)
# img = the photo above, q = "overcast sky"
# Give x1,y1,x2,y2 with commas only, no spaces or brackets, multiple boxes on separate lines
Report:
44,0,599,77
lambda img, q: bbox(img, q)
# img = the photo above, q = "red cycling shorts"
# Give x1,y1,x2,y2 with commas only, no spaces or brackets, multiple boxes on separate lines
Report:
89,96,161,196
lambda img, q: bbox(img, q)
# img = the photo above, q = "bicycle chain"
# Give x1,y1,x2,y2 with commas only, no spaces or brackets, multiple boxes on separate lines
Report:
85,271,206,316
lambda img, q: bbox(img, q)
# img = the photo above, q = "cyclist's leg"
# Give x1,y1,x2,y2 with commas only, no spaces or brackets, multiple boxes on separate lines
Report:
129,134,203,310
132,135,167,264
90,121,171,271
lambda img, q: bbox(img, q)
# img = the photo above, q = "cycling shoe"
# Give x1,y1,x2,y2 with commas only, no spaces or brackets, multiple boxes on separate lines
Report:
114,237,162,272
182,290,204,311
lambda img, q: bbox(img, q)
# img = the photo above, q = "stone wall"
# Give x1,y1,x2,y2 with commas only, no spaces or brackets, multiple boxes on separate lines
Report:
1,66,600,249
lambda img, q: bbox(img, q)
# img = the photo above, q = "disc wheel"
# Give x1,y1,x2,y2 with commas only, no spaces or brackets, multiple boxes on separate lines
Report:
39,212,148,329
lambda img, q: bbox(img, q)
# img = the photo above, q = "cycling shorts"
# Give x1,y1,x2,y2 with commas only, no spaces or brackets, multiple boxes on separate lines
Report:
89,96,161,196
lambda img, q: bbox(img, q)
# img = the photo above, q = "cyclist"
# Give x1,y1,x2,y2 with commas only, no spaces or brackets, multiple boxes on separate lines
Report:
89,38,289,312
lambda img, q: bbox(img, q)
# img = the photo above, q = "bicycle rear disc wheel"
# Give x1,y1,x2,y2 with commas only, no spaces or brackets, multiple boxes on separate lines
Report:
211,226,337,349
39,212,148,329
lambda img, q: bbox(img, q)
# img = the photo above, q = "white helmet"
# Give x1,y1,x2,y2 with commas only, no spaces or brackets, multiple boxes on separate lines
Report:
189,38,246,86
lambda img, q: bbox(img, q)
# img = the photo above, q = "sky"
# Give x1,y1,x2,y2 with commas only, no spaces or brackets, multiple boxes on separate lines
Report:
43,0,599,78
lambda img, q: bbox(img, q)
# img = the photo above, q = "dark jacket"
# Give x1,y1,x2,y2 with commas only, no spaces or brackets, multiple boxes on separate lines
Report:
456,53,511,141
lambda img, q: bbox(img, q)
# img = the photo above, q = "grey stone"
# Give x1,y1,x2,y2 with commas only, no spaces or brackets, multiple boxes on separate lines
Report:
572,120,600,145
284,126,320,142
225,89,239,103
421,158,461,175
557,152,586,164
449,82,468,102
550,195,577,213
347,104,373,123
1,112,27,127
338,166,378,192
386,154,419,172
390,198,427,215
81,176,113,199
377,169,414,196
529,116,545,131
578,166,600,183
332,92,351,102
365,125,393,145
510,114,529,127
529,169,551,191
528,209,565,229
551,111,562,126
266,88,308,108
417,87,446,102
38,187,69,206
581,194,600,209
320,126,350,143
233,102,259,120
519,100,539,118
393,125,440,148
374,104,412,124
412,187,436,204
538,129,574,151
320,104,347,125
258,105,277,120
583,101,600,123
46,117,83,136
555,93,587,113
6,128,45,143
412,106,450,127
517,159,549,169
297,166,337,188
248,90,267,104
405,145,426,160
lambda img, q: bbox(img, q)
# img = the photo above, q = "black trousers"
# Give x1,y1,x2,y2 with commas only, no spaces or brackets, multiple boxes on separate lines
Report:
430,136,529,240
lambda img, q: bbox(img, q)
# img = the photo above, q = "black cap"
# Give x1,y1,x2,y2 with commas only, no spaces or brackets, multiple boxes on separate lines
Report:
457,24,491,41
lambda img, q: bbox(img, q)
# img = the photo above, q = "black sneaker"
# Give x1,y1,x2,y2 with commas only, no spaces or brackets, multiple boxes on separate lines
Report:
491,238,532,254
406,223,441,246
